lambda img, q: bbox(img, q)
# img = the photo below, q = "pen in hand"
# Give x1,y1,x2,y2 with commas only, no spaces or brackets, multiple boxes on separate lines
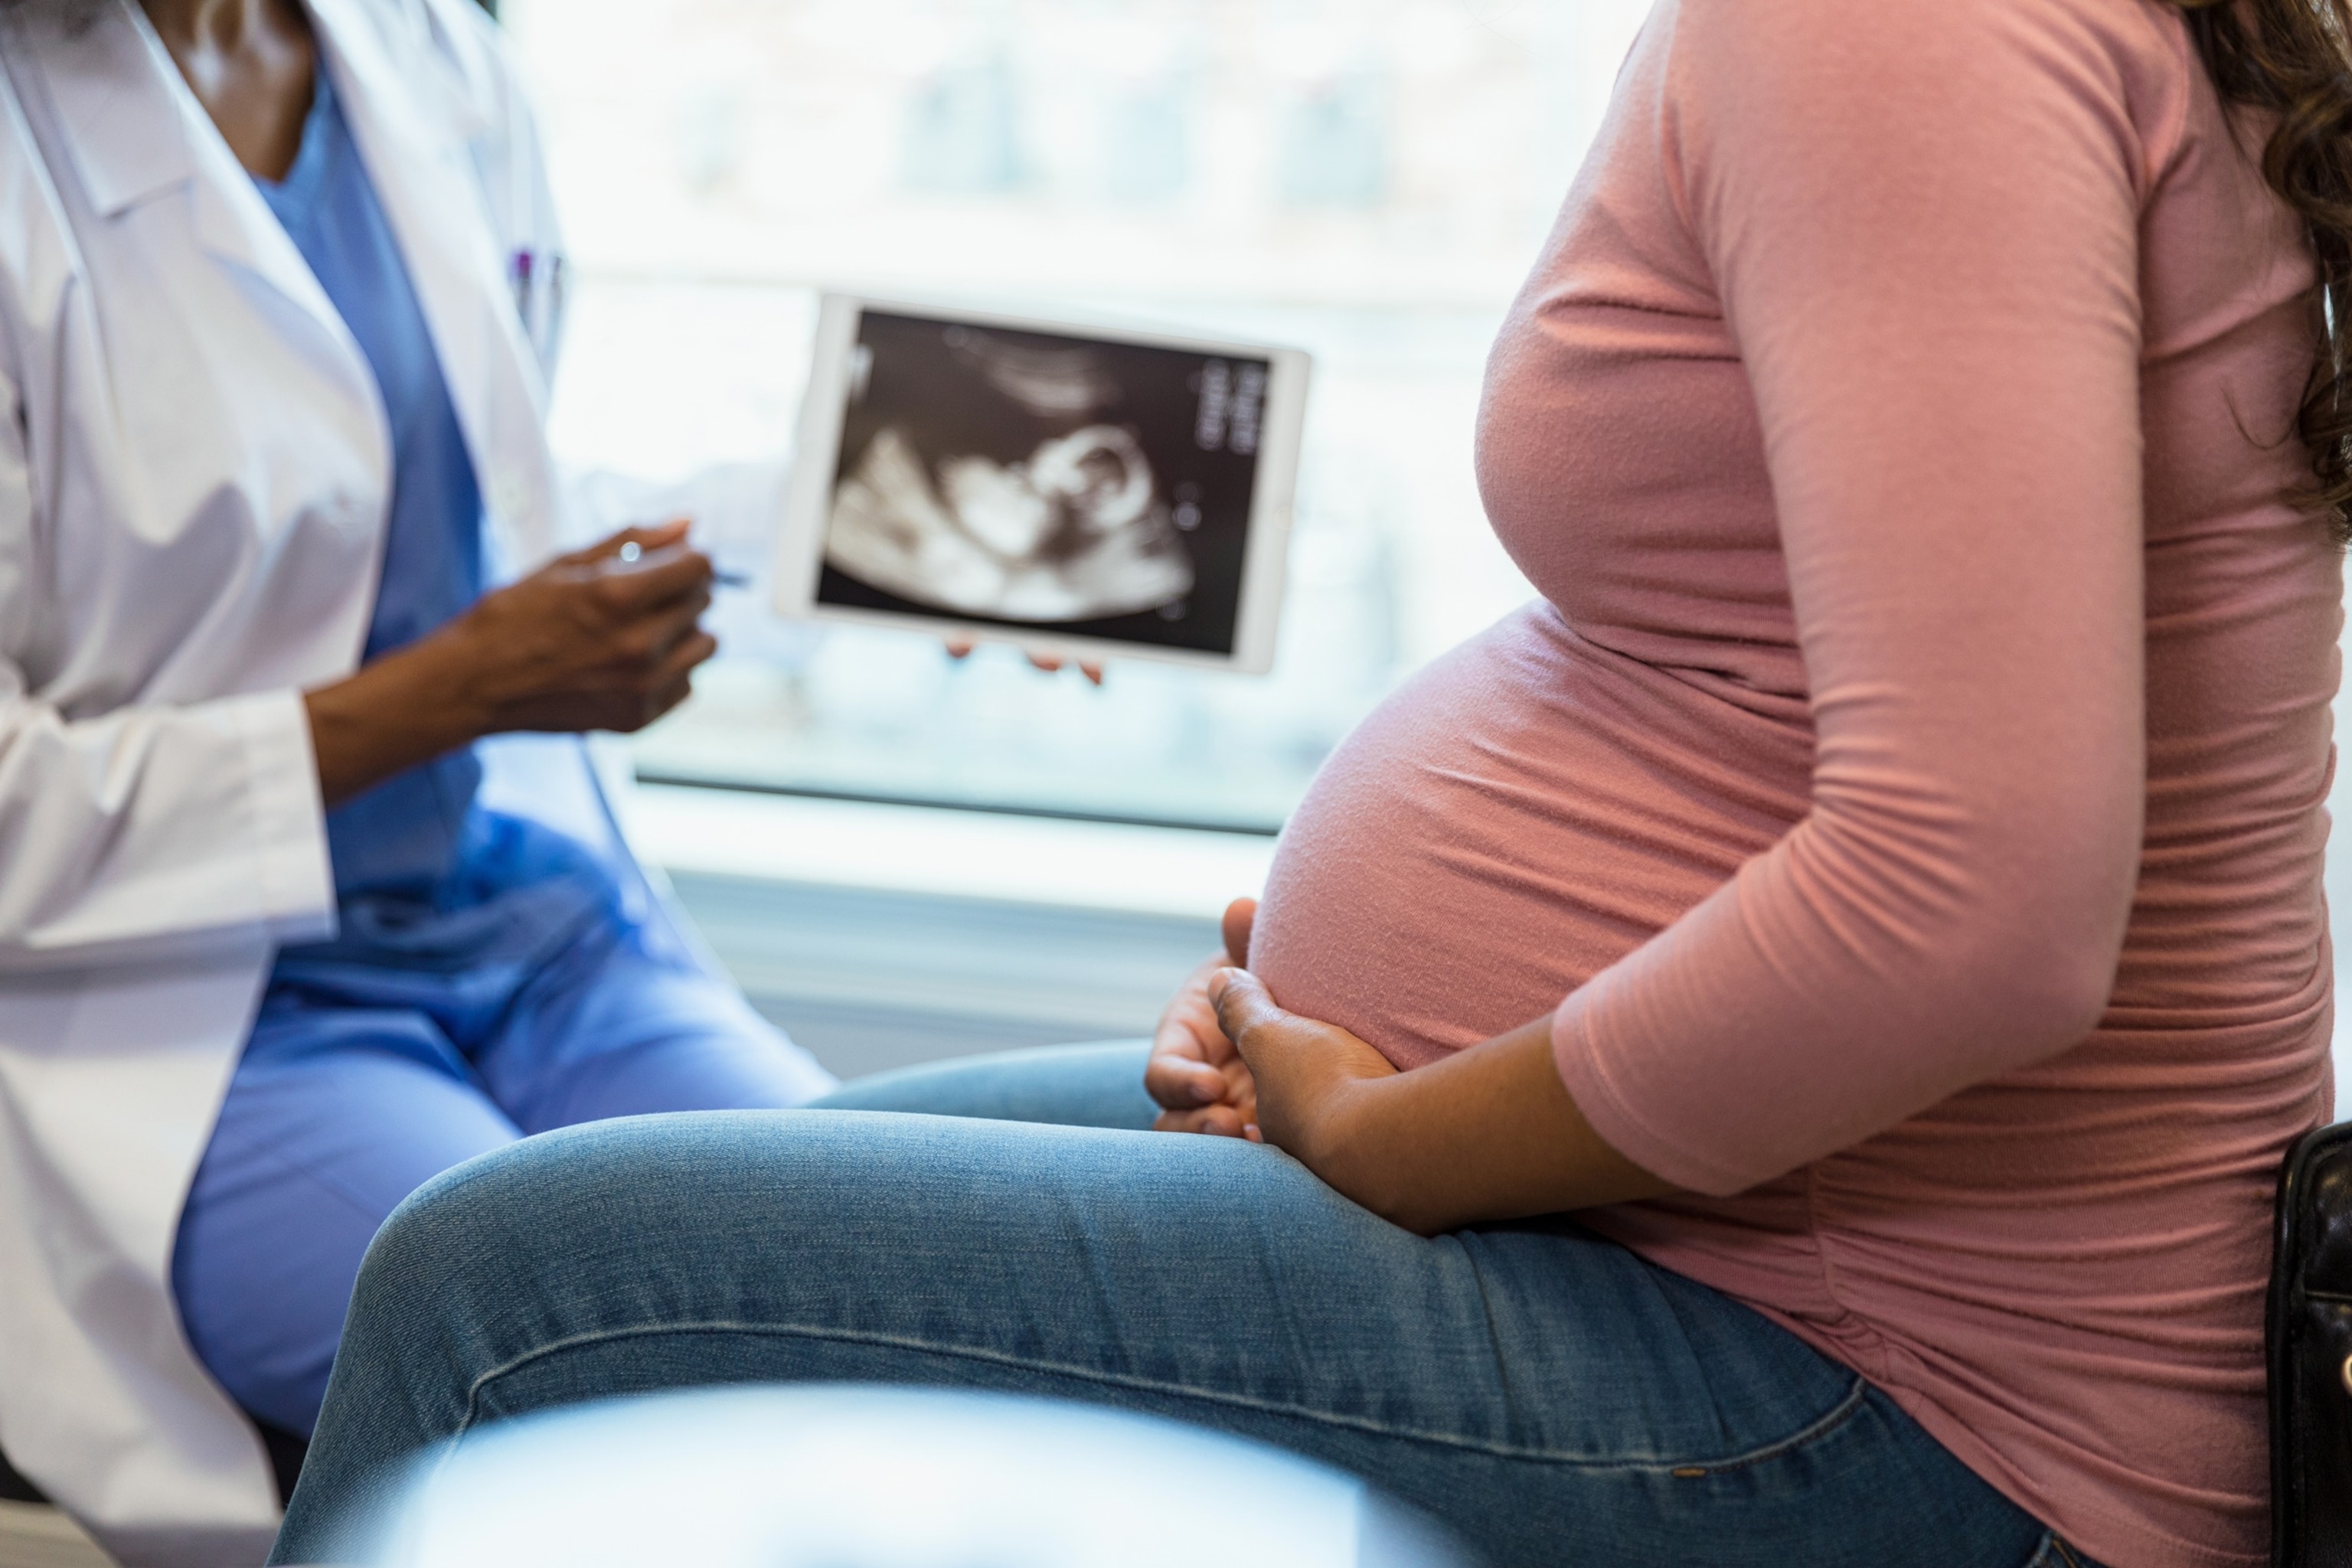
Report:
611,538,750,588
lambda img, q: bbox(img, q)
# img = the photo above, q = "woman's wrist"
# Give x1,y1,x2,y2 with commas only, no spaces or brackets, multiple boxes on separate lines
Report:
303,626,492,807
1266,1015,1675,1237
1294,1071,1419,1223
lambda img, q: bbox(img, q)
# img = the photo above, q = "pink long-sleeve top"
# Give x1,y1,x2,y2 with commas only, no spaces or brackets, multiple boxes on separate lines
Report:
1249,2,2339,1564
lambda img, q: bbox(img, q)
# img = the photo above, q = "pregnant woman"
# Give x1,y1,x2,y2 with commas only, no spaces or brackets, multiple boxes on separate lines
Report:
276,2,2337,1564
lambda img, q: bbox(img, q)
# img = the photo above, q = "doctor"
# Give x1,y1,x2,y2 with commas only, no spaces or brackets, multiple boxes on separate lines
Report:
0,0,836,1561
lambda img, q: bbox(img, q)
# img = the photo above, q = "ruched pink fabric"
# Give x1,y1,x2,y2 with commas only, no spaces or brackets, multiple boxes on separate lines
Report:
1249,2,2339,1563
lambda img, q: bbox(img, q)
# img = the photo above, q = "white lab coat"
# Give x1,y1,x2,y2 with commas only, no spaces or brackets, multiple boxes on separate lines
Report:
0,1,583,1561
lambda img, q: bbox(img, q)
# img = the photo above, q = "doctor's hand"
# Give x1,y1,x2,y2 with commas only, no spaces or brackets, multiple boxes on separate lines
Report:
304,521,718,807
443,521,718,735
943,639,1106,686
1145,897,1260,1138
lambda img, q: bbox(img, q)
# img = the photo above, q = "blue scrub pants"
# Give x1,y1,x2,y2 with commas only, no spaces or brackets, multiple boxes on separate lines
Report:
171,841,832,1438
273,1045,2099,1568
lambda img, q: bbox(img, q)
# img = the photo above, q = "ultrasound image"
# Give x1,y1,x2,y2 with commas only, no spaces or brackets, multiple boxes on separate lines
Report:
818,311,1269,655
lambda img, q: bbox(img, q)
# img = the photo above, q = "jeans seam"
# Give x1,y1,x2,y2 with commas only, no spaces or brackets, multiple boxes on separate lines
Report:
451,1318,1873,1473
1454,1235,1530,1446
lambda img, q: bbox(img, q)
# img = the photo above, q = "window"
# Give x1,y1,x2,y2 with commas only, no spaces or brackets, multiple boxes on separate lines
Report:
503,1,1649,830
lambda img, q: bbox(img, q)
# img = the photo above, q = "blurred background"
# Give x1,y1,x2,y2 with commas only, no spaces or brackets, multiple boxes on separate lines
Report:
506,0,1651,831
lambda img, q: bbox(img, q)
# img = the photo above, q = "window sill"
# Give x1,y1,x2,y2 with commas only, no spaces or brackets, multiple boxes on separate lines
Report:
618,784,1278,1078
624,783,1277,921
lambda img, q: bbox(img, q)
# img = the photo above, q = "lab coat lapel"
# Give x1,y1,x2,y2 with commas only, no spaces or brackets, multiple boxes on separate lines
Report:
34,0,368,378
309,0,562,570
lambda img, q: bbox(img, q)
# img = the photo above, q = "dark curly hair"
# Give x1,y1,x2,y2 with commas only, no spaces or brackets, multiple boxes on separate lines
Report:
2171,1,2352,542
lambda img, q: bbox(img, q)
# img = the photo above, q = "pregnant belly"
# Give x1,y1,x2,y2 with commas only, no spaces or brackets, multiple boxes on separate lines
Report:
1251,604,1814,1069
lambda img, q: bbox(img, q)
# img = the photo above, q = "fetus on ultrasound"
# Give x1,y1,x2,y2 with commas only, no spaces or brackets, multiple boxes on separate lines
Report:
824,422,1195,622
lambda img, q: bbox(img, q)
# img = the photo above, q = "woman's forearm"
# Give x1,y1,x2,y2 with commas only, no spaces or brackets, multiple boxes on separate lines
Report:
1278,1014,1677,1236
304,635,486,808
1208,975,1676,1234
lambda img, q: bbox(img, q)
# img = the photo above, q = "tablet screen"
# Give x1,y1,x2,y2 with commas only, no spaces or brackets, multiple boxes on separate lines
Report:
814,309,1276,658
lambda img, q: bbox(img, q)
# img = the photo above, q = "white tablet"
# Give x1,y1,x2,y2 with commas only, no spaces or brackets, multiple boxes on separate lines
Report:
774,294,1311,673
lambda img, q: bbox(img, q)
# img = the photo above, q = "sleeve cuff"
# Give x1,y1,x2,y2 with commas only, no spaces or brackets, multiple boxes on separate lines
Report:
229,691,336,947
1551,992,1758,1198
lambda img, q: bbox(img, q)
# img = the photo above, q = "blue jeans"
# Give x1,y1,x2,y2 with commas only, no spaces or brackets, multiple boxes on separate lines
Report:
273,1044,2096,1568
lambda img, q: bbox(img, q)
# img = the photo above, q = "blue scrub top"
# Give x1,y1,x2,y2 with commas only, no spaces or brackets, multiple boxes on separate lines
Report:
256,69,485,897
185,85,824,1436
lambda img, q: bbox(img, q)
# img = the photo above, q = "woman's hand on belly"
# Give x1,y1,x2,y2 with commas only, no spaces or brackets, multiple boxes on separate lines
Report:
1145,899,1260,1136
1207,973,1678,1236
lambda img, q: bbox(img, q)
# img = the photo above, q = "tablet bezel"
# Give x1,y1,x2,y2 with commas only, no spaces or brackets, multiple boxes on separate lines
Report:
773,292,1309,675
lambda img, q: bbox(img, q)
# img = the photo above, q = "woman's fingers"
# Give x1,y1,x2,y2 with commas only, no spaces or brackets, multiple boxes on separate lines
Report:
1221,897,1257,967
1144,940,1266,1125
1144,1050,1227,1111
1207,969,1286,1054
649,629,720,686
596,631,717,733
1153,1102,1254,1138
590,544,714,613
1154,956,1233,1047
645,671,698,727
621,588,716,666
563,518,692,569
625,518,693,552
437,519,722,738
1146,974,1234,1110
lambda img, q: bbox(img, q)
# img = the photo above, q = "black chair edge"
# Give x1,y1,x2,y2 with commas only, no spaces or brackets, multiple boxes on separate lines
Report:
0,1421,305,1512
0,1446,41,1505
2266,1116,2352,1568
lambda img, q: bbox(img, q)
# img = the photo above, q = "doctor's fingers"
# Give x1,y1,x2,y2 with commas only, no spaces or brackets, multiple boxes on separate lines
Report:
585,546,714,616
638,623,720,689
563,518,691,567
592,606,715,703
625,632,718,730
601,583,714,655
649,666,704,724
566,629,717,733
